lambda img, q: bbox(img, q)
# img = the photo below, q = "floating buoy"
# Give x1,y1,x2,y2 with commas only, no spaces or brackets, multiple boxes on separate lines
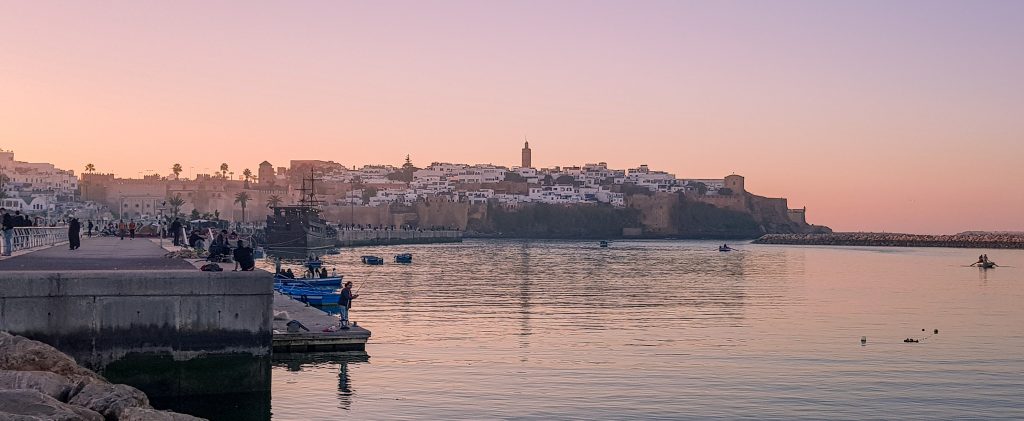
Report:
861,336,867,345
934,329,938,334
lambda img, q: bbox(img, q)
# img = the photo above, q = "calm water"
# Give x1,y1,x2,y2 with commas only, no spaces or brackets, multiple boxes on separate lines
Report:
261,240,1024,420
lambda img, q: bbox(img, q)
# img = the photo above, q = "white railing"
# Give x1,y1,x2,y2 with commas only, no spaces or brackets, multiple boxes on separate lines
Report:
1,227,68,254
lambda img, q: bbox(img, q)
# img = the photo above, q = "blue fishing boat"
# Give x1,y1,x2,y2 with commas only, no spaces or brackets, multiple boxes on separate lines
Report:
599,240,609,248
274,274,343,288
361,255,384,265
276,286,341,305
395,253,413,263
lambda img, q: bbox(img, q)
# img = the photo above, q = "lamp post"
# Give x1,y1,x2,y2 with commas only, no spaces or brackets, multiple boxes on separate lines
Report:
157,201,167,247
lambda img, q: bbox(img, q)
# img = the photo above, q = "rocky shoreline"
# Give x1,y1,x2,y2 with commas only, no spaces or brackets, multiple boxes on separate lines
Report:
0,331,205,421
753,232,1024,249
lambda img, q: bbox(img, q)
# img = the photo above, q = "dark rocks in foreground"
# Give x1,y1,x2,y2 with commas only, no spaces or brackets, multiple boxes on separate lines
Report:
0,332,205,421
753,232,1024,249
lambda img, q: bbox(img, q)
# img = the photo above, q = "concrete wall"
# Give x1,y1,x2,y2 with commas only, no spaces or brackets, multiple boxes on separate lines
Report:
337,229,462,247
0,270,272,397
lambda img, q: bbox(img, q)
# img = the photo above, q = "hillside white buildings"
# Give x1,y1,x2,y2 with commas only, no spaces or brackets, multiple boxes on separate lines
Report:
0,150,78,213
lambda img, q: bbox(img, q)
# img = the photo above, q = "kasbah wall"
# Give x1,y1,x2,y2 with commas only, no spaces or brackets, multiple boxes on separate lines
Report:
626,174,819,235
318,174,821,235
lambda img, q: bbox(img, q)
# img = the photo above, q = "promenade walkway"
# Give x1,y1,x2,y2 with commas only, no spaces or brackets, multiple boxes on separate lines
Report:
0,236,193,271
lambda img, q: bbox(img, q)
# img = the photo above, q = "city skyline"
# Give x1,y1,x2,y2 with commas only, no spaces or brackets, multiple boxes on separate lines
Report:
3,1,1023,234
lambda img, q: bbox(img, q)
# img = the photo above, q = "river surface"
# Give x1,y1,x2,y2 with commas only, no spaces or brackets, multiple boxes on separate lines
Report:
250,239,1024,420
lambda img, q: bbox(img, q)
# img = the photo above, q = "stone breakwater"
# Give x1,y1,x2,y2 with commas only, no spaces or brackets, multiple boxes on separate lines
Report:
753,232,1024,249
0,331,204,421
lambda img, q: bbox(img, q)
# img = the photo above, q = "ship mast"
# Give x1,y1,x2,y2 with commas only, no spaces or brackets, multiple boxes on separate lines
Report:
297,166,323,210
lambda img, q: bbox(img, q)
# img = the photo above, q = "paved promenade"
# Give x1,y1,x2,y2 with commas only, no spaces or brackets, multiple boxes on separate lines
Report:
0,236,193,271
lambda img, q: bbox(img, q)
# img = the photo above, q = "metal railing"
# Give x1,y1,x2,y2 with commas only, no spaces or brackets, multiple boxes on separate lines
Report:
1,227,68,255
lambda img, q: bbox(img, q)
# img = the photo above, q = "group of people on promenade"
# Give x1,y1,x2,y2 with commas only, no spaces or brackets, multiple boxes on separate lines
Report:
2,208,82,255
189,227,255,271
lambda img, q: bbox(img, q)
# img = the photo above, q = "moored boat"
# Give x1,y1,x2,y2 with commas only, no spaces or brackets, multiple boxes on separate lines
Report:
276,286,341,305
274,274,343,288
395,253,413,263
361,255,384,265
599,240,609,248
264,168,338,255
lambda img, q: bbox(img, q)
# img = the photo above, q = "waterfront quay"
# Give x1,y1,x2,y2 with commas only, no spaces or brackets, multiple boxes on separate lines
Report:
0,236,273,398
754,232,1024,249
271,292,371,352
337,228,462,247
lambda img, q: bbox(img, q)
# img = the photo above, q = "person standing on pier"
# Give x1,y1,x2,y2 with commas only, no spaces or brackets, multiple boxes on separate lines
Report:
87,220,94,237
128,219,137,240
118,220,127,240
1,208,13,256
339,281,359,330
68,218,81,250
170,218,182,246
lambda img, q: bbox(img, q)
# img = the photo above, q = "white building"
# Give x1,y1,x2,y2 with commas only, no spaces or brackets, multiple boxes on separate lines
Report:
0,150,78,199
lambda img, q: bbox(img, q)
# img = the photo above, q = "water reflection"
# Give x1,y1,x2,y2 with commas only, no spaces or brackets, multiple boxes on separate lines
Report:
258,240,1024,420
516,241,532,359
272,352,369,413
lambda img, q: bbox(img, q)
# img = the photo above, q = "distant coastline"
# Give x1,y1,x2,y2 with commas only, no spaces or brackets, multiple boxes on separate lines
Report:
753,232,1024,249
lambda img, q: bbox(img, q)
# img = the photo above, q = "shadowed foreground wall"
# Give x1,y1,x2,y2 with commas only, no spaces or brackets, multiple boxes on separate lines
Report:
0,271,273,398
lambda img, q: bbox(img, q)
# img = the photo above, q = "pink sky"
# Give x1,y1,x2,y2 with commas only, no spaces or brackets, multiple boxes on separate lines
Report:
2,1,1022,234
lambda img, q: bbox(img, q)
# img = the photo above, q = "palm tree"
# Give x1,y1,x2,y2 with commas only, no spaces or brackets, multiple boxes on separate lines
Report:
220,163,229,178
242,168,253,183
172,163,183,179
266,195,283,208
167,194,185,217
234,191,251,222
85,163,95,174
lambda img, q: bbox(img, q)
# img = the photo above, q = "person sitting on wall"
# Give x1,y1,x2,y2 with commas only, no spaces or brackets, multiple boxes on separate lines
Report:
208,230,229,260
233,240,255,271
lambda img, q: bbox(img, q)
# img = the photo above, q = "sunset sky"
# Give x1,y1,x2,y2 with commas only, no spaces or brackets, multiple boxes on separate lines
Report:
2,1,1022,234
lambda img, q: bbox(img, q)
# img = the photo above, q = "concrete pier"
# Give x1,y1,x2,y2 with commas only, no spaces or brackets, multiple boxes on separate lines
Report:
272,292,371,352
0,237,273,398
337,228,462,247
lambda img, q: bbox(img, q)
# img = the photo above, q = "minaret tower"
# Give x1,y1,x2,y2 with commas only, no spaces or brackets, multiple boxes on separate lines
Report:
521,139,532,168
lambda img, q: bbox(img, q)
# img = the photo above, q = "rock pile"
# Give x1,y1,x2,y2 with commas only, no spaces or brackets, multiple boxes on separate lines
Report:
753,232,1024,249
0,331,205,421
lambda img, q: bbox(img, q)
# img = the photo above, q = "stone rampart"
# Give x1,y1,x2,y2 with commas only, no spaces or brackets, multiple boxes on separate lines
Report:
754,232,1024,249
